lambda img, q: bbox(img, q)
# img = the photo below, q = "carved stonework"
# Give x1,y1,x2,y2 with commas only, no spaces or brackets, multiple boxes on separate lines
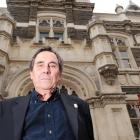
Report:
0,64,5,74
104,20,140,35
101,94,126,105
118,74,128,85
98,64,118,85
86,93,126,108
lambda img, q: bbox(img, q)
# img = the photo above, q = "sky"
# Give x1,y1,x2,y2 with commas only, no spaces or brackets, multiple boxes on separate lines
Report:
0,0,140,13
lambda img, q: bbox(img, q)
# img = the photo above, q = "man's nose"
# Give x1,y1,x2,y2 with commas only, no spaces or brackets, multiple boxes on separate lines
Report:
43,65,50,73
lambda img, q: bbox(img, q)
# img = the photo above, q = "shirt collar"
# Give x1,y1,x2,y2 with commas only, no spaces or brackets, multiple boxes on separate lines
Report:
30,88,60,103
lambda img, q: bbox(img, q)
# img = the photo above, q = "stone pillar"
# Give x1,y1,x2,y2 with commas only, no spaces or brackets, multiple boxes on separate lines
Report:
87,94,135,140
0,11,15,97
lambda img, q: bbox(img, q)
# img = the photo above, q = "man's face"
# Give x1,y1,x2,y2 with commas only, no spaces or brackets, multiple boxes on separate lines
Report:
30,51,61,91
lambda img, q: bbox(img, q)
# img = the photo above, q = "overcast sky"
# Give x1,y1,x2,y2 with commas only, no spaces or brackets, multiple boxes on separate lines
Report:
0,0,140,13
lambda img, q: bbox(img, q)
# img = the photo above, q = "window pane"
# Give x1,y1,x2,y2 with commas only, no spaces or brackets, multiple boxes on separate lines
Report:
120,51,128,58
122,59,131,68
127,103,140,139
54,32,63,40
132,123,140,139
40,32,49,39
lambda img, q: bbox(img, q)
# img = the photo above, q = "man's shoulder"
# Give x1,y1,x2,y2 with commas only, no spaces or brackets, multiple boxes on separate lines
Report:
0,95,30,105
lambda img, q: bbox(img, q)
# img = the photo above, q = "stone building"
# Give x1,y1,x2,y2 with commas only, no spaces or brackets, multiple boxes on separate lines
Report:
0,0,140,139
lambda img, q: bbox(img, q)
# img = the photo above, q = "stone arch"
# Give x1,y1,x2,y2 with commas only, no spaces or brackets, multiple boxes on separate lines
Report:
6,65,97,99
5,68,33,98
61,65,97,99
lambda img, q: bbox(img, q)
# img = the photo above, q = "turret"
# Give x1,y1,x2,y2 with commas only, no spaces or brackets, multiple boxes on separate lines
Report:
88,18,121,93
0,9,15,96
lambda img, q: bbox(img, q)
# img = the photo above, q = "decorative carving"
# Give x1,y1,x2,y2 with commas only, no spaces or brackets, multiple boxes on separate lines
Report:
53,20,64,27
86,93,126,108
118,74,127,85
39,19,50,27
0,64,5,74
98,64,118,85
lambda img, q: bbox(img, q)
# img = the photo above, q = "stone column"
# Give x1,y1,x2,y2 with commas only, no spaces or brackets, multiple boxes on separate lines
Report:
0,11,15,97
87,94,135,140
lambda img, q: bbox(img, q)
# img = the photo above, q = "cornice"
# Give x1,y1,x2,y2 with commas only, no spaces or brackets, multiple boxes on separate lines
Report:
93,52,113,63
0,15,16,28
0,31,12,39
86,93,126,108
0,49,10,62
90,34,109,42
103,20,140,34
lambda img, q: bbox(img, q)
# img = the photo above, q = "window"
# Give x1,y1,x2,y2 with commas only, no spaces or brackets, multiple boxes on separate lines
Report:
124,87,140,140
110,37,131,68
38,16,66,42
40,32,49,40
127,103,140,140
54,32,63,40
119,50,131,68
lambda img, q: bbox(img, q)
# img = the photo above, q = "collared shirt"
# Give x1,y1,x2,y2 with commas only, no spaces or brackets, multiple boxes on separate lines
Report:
22,89,75,140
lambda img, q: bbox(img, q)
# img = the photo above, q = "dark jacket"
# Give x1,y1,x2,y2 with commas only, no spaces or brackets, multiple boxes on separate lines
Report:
0,92,94,140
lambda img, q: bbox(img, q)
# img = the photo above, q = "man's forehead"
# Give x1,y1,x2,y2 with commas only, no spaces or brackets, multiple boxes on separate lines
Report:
35,51,58,61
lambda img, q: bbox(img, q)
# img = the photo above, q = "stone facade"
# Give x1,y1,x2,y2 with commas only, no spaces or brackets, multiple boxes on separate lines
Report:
0,0,140,140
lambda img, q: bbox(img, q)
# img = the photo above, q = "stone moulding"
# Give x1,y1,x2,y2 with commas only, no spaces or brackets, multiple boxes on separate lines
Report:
86,93,126,108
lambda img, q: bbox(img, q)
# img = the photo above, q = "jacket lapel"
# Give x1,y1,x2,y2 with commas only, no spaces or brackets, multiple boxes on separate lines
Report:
60,94,78,140
12,95,30,140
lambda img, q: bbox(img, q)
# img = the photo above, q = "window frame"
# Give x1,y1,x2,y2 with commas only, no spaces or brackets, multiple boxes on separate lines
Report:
36,13,67,43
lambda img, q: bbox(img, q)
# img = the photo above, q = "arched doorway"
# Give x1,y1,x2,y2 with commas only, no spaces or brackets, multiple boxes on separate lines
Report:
6,65,97,99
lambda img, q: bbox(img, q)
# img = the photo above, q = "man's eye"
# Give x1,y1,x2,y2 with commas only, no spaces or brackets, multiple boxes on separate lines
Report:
49,64,57,68
37,64,43,67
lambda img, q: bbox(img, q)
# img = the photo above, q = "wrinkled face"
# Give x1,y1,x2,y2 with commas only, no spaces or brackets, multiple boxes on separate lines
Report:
30,51,61,91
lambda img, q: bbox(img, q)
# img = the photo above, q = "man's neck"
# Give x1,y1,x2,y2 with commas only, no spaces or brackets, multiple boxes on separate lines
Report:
35,88,54,101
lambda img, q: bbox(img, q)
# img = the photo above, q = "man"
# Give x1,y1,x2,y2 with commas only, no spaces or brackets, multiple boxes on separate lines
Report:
0,46,94,140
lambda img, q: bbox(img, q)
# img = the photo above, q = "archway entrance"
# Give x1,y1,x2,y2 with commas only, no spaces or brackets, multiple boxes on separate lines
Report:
6,65,97,99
